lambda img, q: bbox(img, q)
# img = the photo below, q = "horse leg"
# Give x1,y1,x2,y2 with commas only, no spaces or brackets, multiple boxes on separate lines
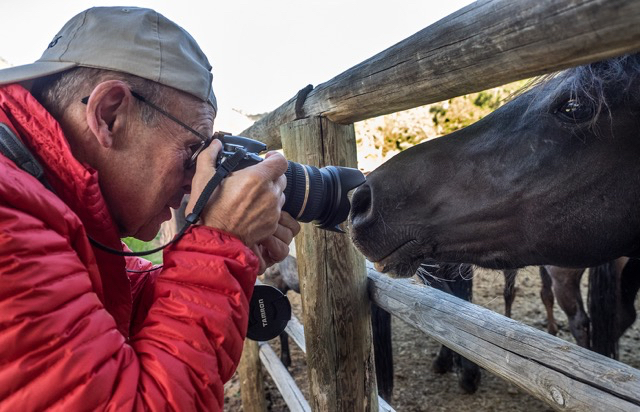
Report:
279,332,291,367
503,269,518,318
419,267,455,375
261,262,295,366
371,302,394,402
547,266,590,348
428,268,457,375
588,261,620,358
435,264,481,394
453,352,481,394
617,257,639,339
539,266,558,336
432,344,454,374
588,257,640,358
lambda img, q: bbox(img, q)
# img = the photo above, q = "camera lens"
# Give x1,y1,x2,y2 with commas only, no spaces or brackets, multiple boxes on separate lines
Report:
282,161,366,231
213,133,366,231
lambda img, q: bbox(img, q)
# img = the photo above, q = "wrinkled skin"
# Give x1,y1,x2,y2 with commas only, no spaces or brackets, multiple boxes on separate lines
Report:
350,55,640,277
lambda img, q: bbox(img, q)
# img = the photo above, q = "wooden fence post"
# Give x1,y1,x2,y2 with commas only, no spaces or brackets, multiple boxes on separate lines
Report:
238,339,266,412
280,116,378,411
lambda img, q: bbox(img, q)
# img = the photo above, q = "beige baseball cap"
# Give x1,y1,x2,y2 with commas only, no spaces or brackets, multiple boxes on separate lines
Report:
0,6,217,111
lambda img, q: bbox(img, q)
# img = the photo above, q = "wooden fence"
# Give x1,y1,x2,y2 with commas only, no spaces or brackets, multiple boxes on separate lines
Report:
236,0,640,410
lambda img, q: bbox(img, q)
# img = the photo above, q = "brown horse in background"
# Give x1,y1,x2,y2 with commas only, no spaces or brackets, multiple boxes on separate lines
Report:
503,258,640,359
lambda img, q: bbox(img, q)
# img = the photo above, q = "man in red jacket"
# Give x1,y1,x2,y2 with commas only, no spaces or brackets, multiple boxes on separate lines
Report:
0,7,299,411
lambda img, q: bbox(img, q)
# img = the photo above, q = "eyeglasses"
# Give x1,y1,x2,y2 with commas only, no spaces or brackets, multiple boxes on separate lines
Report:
81,90,213,169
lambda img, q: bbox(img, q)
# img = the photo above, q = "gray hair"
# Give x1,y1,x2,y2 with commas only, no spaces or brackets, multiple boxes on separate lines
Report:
31,67,167,124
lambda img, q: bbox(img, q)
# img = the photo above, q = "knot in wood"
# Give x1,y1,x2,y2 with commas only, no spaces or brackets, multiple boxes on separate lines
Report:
549,385,565,407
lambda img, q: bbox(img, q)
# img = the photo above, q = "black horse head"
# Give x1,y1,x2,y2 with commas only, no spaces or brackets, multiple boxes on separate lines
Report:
350,54,640,277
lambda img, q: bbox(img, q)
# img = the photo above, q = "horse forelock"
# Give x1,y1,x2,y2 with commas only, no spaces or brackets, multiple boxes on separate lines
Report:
522,53,640,126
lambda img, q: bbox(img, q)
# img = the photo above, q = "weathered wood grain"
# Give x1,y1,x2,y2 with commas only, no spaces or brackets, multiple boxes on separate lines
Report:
238,339,266,412
280,117,378,411
285,315,395,412
241,0,640,150
258,342,311,412
284,310,397,412
367,268,640,411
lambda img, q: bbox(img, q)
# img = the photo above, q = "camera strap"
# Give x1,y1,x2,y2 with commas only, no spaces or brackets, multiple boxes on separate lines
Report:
0,123,54,192
90,147,248,257
184,147,246,226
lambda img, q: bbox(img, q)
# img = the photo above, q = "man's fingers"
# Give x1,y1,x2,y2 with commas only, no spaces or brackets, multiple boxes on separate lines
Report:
195,139,222,173
278,192,286,210
251,244,267,274
208,138,223,158
256,151,288,181
260,215,299,259
279,212,301,237
271,222,293,246
260,235,290,264
276,174,286,193
186,140,223,214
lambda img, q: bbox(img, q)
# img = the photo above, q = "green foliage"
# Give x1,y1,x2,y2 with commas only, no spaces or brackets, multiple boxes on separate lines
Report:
122,237,163,265
473,90,503,110
428,82,524,136
378,124,427,155
355,80,529,171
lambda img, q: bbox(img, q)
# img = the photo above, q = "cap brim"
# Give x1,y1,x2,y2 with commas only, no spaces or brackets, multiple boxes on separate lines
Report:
0,61,78,86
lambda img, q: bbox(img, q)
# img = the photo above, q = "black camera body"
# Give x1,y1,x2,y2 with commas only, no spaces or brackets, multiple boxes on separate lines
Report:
215,132,366,232
215,133,267,170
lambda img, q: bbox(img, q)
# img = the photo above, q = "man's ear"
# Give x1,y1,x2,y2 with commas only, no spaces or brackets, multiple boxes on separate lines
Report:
84,81,133,148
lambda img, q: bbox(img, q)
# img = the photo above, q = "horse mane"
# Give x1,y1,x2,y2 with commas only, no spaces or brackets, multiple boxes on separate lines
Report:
556,53,640,111
508,53,640,126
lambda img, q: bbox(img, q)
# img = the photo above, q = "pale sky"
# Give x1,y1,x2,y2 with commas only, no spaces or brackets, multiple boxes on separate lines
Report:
1,0,472,131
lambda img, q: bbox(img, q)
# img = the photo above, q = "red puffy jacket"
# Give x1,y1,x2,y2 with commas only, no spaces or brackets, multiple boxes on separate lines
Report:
0,84,258,411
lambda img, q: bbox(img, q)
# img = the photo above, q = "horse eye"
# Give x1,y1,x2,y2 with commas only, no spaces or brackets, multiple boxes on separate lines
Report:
555,99,593,122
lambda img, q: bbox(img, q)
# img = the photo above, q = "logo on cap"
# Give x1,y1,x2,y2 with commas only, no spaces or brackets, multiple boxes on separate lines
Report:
48,36,62,49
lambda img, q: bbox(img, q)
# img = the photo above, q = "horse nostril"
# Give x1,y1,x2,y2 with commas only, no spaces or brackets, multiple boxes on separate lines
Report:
350,183,372,221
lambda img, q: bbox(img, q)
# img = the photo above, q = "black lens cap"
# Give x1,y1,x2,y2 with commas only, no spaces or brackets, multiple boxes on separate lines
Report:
246,284,292,341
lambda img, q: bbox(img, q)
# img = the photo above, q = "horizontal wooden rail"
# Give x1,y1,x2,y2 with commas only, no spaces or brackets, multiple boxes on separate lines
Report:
241,0,640,150
284,315,306,353
367,268,640,411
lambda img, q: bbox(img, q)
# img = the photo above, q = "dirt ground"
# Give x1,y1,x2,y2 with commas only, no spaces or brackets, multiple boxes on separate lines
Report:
223,266,640,411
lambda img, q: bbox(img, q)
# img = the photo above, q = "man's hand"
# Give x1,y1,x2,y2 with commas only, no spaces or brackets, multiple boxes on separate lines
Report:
186,142,288,249
251,212,301,273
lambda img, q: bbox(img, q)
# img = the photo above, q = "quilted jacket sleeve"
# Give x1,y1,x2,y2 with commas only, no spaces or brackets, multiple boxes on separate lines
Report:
0,167,259,411
123,227,259,411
